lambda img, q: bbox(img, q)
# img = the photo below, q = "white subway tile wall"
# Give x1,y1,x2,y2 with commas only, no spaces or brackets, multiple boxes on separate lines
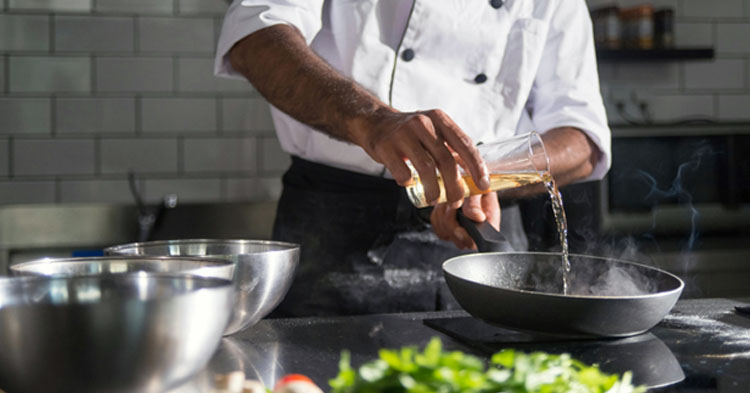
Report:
222,98,274,132
100,138,178,174
1,2,749,205
94,0,172,14
59,179,133,204
177,0,228,15
0,14,49,51
141,97,216,132
683,59,746,89
0,98,50,134
138,17,215,53
183,137,257,173
54,16,134,52
260,137,291,174
674,23,712,48
13,138,95,176
718,95,750,120
56,98,136,134
589,0,750,128
0,181,55,204
716,23,750,54
225,177,283,202
8,0,91,13
95,57,173,92
646,95,715,122
682,0,744,18
9,56,91,92
143,178,221,203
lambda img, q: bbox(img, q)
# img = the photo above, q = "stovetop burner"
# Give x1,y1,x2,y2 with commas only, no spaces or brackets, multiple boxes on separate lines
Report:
424,316,684,389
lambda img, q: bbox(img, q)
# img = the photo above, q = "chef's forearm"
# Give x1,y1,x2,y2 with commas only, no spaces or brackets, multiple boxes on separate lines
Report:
499,127,599,200
228,24,390,146
542,127,600,185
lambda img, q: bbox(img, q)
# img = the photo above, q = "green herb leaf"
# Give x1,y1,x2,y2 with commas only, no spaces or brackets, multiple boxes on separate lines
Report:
329,337,647,393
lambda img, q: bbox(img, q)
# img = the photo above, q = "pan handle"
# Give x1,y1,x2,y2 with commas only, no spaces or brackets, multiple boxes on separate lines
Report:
456,209,514,253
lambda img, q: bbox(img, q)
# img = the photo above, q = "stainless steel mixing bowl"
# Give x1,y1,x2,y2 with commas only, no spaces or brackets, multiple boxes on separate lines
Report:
10,255,235,281
0,273,234,393
105,239,300,335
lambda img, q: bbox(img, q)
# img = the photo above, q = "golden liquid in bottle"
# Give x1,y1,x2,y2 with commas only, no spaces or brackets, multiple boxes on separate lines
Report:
404,172,544,208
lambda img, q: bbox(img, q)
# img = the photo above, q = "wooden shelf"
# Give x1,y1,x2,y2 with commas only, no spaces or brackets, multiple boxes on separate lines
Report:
596,48,714,61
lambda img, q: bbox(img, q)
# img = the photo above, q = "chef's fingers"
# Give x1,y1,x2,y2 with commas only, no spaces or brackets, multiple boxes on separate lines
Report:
376,148,413,187
423,109,489,191
430,201,475,250
412,115,464,208
399,135,442,204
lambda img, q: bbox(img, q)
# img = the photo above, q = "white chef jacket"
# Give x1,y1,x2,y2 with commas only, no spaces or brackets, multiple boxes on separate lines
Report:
216,0,611,181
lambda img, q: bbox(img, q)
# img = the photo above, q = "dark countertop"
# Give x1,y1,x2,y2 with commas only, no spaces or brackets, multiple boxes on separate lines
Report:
177,298,750,392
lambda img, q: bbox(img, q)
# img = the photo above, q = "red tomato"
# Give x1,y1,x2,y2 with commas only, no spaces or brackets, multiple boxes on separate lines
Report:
276,374,314,387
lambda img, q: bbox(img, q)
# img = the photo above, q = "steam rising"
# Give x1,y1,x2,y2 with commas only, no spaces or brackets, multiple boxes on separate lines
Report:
569,264,658,296
510,254,660,297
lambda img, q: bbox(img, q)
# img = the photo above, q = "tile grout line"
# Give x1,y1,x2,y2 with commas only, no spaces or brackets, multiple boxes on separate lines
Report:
173,55,179,94
94,134,101,176
713,93,720,119
54,176,61,203
7,136,13,178
90,55,97,96
216,96,223,135
3,54,8,94
177,134,184,175
49,13,55,53
133,15,140,53
256,136,263,177
135,94,142,135
50,94,57,136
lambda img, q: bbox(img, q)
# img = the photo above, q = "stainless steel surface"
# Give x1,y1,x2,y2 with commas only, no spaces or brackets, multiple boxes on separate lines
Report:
105,239,300,336
0,274,234,393
9,255,235,281
442,252,684,337
173,298,749,393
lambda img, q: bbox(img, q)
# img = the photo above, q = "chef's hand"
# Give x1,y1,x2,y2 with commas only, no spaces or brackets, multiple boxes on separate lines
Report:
430,192,500,250
354,108,489,208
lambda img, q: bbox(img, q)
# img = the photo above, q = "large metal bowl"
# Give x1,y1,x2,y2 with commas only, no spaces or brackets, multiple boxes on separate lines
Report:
0,273,234,393
105,239,300,335
10,255,235,281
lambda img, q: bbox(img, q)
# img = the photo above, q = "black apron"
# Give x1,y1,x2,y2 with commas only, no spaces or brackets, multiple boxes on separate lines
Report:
270,157,527,317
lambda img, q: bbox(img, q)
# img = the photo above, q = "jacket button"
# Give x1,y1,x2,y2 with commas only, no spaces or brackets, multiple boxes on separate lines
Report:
474,73,488,84
490,0,503,9
401,48,415,62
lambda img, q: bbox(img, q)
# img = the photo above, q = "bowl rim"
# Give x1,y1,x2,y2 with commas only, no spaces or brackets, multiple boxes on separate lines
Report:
10,255,234,275
104,239,301,256
0,272,234,306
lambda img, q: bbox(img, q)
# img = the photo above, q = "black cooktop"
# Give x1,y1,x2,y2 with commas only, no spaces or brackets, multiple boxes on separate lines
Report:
425,298,750,391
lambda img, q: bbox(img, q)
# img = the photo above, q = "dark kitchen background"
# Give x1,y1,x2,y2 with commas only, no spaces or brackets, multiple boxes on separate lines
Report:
0,0,749,298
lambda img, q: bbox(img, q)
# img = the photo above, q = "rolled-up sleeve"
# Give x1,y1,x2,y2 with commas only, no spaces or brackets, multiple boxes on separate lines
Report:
215,0,324,79
528,0,611,181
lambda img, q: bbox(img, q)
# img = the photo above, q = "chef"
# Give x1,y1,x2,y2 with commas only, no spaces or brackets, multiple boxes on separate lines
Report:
215,0,610,317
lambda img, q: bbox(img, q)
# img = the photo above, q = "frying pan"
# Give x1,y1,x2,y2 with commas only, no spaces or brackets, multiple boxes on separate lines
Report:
443,212,684,338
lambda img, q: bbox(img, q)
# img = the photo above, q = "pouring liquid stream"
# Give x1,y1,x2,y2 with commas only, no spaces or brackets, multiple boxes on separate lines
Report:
542,172,570,294
406,170,571,294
